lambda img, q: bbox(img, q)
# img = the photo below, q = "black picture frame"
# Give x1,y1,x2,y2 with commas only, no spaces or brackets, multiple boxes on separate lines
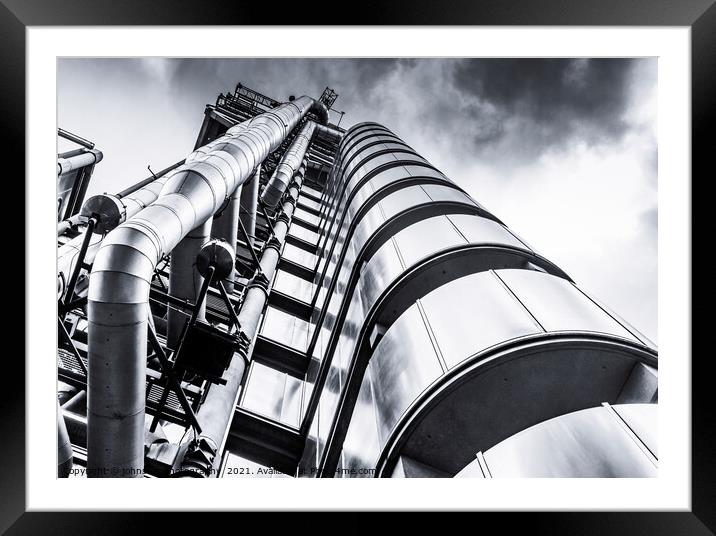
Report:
6,1,711,533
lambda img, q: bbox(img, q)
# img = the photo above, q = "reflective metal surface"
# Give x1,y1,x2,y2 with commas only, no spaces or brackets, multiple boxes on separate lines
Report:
294,121,657,478
454,404,657,478
262,122,315,207
496,269,639,341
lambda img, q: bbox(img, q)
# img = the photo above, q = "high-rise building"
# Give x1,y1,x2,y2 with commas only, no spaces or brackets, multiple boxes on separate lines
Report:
57,83,658,479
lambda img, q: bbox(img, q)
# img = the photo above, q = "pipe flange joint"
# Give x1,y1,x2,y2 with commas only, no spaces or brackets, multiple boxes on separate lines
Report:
284,188,299,206
248,270,270,291
235,330,251,365
244,282,269,303
276,211,291,226
264,234,283,253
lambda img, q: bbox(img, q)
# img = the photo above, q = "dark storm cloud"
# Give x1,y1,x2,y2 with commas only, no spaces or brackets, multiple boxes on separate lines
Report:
151,58,403,126
451,58,637,156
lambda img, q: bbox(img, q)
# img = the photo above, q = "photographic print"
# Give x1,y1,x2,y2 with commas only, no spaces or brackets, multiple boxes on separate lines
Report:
55,57,659,480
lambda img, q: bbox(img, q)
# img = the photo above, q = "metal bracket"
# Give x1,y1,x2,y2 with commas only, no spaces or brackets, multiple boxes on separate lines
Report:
156,264,216,432
236,330,251,366
237,211,262,270
275,211,291,227
260,204,277,236
247,270,269,292
263,235,282,254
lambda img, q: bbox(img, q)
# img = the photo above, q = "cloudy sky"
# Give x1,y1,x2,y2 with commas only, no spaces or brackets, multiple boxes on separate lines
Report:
57,57,657,341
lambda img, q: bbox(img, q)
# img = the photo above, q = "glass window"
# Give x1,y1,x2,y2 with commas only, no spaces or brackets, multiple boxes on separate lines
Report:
378,184,432,220
359,239,404,313
293,207,319,226
301,185,323,199
369,304,443,446
420,183,475,205
282,243,317,269
298,196,321,213
349,153,402,185
273,270,314,304
613,403,658,457
341,366,381,475
483,405,657,477
343,142,411,176
289,224,319,245
240,362,287,422
261,306,310,351
280,374,303,428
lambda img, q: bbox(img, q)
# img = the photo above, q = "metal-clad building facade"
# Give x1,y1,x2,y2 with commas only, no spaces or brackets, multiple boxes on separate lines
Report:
57,86,658,479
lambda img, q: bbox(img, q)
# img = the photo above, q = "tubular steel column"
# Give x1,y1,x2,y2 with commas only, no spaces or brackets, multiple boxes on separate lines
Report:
239,165,260,247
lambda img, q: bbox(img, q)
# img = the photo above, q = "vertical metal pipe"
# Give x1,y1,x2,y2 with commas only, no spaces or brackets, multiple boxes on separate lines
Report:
167,218,212,349
58,400,73,478
239,165,260,247
261,122,315,207
210,185,242,292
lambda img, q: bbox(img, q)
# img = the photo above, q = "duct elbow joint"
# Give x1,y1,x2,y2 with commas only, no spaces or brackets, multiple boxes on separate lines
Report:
310,101,329,125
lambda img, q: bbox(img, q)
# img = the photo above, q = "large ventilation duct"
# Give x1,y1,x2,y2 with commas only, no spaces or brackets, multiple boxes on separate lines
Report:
86,96,325,477
239,165,260,246
261,122,316,207
308,99,329,125
178,170,305,477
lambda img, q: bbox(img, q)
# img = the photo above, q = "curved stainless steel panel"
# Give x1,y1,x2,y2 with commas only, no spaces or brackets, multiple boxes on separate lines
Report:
331,264,656,476
496,269,639,341
456,404,658,478
304,215,554,469
298,122,603,477
421,271,544,369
